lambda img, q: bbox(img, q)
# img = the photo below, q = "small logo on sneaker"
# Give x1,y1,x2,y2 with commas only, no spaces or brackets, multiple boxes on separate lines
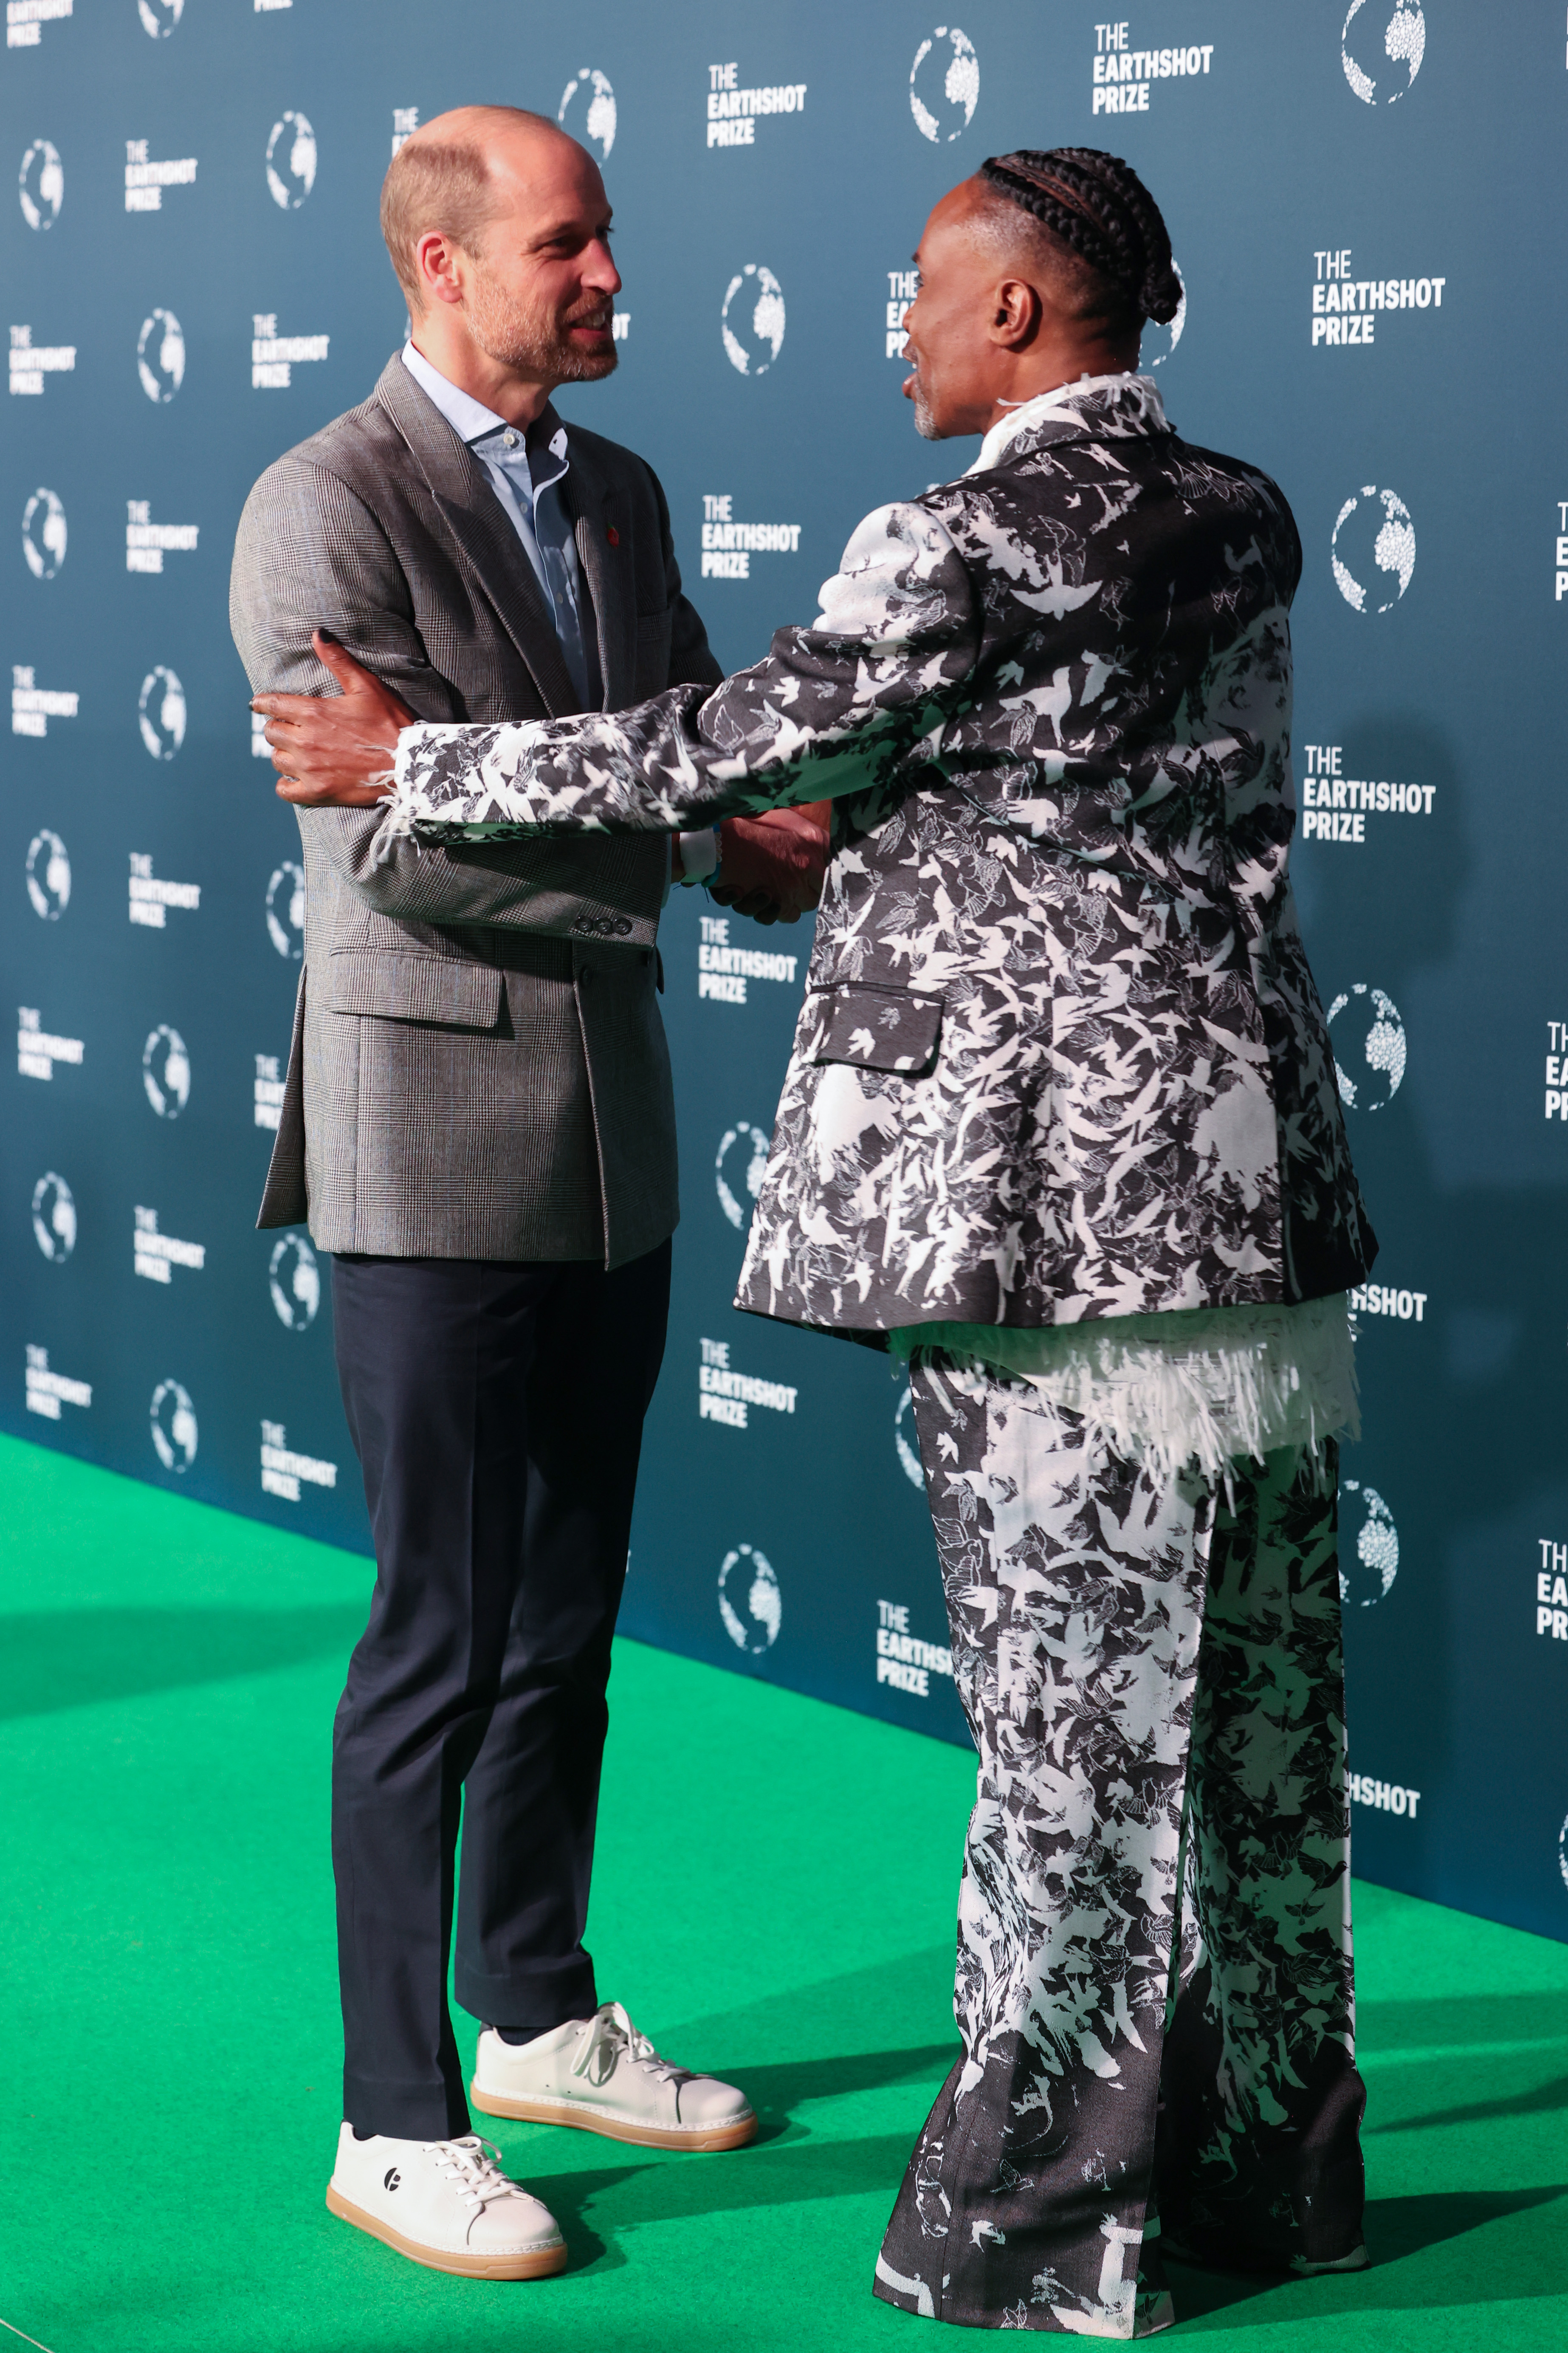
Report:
383,2167,401,2192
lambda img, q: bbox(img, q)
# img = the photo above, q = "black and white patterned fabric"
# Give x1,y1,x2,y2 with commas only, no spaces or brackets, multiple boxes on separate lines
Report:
872,1364,1365,2336
391,374,1375,1337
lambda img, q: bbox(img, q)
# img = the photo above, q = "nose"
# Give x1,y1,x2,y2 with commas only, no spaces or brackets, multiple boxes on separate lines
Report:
584,236,622,296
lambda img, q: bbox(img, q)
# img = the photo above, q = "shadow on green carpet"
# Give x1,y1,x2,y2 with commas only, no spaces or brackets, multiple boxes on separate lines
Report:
522,2128,926,2252
1374,2074,1568,2135
0,1604,369,1720
657,1943,959,2065
4,1434,1568,2353
1166,2183,1568,2329
731,2042,959,2122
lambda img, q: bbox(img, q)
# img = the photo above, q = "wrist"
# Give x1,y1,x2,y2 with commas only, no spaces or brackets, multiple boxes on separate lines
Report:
677,824,722,886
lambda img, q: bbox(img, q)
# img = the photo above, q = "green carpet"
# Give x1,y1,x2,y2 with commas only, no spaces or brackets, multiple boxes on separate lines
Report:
1,1433,1565,2352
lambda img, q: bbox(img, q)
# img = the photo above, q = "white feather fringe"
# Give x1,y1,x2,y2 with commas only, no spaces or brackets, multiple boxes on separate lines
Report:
891,1294,1359,1492
364,773,413,866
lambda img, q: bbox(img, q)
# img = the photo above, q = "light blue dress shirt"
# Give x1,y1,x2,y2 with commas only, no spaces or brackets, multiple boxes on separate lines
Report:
400,341,718,889
402,341,598,709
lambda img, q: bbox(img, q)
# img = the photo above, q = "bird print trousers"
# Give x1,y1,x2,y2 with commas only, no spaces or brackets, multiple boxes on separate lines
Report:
876,1360,1366,2336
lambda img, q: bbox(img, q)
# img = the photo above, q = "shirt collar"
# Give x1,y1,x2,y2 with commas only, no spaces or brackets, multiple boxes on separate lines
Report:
967,371,1167,474
401,341,570,487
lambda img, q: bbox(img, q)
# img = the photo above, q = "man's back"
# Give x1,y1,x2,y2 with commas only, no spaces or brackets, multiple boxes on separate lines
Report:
736,378,1368,1326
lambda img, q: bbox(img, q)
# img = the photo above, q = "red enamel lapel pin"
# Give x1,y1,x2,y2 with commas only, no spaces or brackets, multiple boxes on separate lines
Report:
606,525,620,546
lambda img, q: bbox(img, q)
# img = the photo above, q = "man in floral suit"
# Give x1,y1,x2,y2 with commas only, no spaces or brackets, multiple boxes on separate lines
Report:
257,148,1379,2338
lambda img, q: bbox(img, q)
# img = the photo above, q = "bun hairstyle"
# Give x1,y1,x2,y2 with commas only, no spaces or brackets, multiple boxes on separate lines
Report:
977,147,1182,329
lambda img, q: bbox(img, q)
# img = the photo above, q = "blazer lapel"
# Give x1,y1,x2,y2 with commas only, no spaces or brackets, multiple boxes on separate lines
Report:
565,434,637,711
374,355,578,717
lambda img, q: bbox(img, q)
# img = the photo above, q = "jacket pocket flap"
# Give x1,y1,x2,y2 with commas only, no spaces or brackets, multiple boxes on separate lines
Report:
327,952,503,1029
809,983,943,1074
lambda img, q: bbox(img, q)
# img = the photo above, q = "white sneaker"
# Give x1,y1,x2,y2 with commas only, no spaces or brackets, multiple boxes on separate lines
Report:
471,2000,757,2152
325,2125,567,2279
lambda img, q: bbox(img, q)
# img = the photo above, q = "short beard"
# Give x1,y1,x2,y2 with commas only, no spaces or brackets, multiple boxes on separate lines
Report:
466,270,618,386
908,370,941,440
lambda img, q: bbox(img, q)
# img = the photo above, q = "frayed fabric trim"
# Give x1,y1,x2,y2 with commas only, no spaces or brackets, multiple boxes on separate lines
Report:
890,1294,1359,1492
364,776,412,866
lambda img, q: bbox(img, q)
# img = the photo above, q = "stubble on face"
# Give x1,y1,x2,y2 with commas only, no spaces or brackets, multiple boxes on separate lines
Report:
465,261,618,386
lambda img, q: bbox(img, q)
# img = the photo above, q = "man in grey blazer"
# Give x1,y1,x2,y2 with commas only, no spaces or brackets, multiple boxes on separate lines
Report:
231,106,815,2281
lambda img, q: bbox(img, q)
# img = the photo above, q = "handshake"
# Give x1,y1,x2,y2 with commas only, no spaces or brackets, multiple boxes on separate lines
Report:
253,631,829,928
693,805,830,927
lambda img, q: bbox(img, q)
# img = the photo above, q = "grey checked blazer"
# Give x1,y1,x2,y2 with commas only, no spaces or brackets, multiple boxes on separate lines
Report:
230,354,721,1266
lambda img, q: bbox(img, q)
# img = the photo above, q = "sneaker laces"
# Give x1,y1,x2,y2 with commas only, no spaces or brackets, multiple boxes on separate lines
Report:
570,2000,691,2090
421,2134,519,2211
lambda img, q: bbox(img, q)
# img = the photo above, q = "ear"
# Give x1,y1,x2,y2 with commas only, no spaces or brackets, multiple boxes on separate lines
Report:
415,229,466,310
986,275,1041,353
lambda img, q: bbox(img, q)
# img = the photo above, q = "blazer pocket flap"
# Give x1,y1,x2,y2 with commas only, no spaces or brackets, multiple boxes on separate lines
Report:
327,952,503,1029
809,983,943,1073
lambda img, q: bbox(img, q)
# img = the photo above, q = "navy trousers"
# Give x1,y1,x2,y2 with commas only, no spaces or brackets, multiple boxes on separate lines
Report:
329,1243,671,2140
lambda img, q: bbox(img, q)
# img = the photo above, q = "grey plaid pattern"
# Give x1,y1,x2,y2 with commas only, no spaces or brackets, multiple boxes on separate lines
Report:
230,355,720,1264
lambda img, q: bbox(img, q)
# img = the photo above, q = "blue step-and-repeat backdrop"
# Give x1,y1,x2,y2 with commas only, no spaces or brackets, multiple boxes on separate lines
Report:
4,1,1566,1941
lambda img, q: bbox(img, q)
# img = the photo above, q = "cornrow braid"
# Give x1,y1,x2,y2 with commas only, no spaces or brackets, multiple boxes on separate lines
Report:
978,146,1182,328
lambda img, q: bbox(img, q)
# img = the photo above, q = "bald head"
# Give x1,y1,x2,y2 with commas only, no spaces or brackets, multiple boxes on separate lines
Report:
381,105,581,313
378,102,621,429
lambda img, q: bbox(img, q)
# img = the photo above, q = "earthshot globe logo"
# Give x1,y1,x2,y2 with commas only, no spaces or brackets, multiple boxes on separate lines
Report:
31,1172,76,1264
18,138,63,231
22,488,67,579
143,1024,191,1120
269,1233,321,1332
138,0,182,34
558,68,616,160
26,829,70,920
150,1378,198,1473
715,1120,769,1230
138,666,186,760
137,309,186,404
1341,1,1424,105
721,265,786,376
265,860,306,959
1340,1478,1399,1607
1328,984,1406,1111
894,1385,925,1491
910,26,980,141
1332,487,1416,614
718,1542,781,1653
266,112,317,210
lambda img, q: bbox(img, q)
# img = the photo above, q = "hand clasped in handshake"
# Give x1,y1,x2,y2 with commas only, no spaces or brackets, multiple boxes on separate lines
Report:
252,629,829,926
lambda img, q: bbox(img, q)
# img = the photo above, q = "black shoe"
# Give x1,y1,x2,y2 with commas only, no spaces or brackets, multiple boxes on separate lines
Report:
1161,2231,1369,2278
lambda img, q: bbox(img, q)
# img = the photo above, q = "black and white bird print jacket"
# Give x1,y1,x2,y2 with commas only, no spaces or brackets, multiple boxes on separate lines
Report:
392,375,1377,1340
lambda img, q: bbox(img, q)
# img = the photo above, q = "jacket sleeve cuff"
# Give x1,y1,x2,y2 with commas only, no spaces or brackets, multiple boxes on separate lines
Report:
676,825,721,884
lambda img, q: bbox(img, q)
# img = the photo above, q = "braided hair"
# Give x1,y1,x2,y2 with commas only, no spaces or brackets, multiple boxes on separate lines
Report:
977,147,1181,331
